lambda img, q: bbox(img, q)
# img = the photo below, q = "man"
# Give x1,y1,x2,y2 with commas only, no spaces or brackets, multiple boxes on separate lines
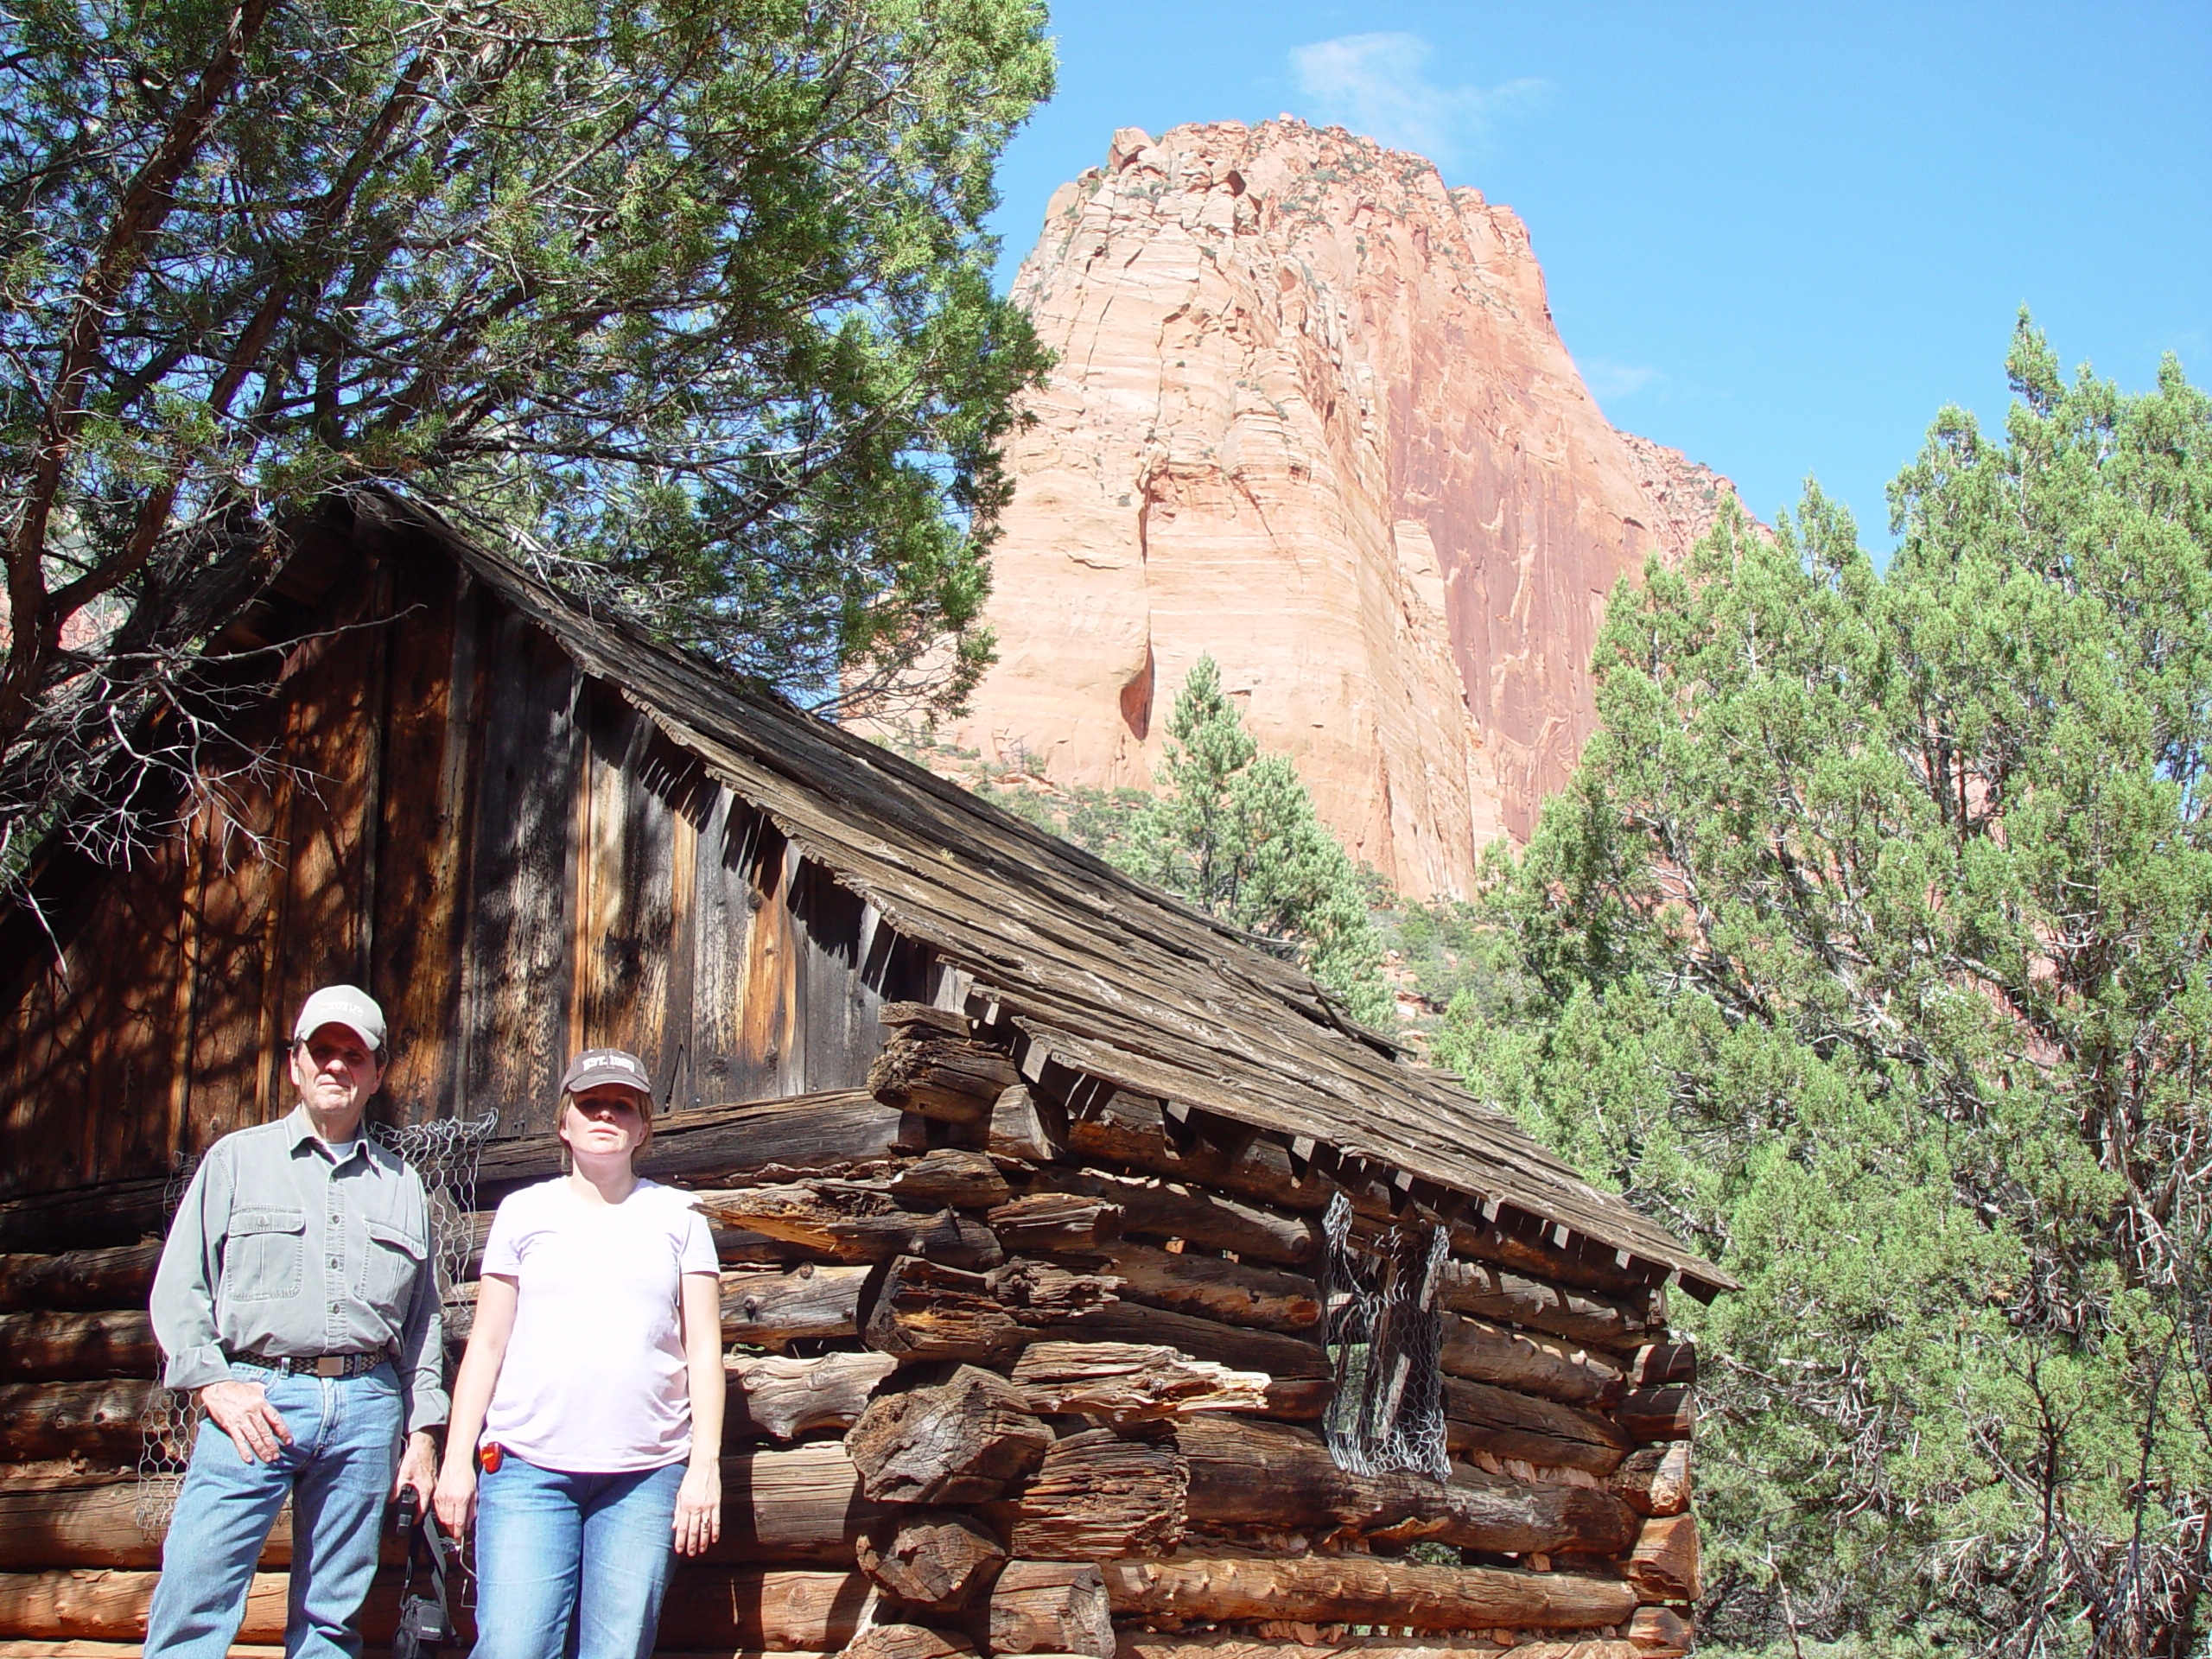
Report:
147,985,447,1659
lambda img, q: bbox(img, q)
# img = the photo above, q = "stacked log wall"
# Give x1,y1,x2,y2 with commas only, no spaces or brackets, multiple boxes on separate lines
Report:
0,1009,1700,1659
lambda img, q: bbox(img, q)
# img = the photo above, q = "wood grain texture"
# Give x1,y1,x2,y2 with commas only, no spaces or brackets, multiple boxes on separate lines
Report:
1099,1555,1637,1631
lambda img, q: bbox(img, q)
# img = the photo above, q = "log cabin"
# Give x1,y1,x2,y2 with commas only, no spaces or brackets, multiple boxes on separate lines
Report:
0,492,1732,1659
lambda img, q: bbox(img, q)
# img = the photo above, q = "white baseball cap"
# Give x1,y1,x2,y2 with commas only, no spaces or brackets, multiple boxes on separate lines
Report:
293,985,386,1053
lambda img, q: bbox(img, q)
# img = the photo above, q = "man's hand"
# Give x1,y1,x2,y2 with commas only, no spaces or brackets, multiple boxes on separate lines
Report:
394,1430,437,1506
200,1379,292,1463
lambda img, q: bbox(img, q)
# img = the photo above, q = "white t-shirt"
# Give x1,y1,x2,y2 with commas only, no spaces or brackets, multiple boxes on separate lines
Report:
480,1178,718,1472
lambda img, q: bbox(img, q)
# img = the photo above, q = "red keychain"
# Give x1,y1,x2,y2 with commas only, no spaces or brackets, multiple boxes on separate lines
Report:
478,1442,504,1473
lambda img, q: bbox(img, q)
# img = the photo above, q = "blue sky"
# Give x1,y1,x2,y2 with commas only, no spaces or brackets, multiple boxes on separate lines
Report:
985,2,2211,549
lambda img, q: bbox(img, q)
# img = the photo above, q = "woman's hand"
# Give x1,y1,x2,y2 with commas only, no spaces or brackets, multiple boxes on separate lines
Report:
432,1455,478,1536
672,1459,721,1558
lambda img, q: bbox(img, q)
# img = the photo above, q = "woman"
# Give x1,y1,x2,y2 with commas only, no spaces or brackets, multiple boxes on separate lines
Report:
433,1048,722,1659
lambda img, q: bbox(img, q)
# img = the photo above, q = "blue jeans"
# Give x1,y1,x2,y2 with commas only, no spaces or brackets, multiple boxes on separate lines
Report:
469,1455,683,1659
145,1362,402,1659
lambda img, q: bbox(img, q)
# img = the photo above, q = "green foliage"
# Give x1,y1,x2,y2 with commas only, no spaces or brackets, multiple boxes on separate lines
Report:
1438,319,2212,1655
0,0,1052,873
1120,657,1394,1027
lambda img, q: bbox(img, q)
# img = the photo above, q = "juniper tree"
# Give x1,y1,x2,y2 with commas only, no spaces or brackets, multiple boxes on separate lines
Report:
0,0,1052,880
1440,319,2212,1655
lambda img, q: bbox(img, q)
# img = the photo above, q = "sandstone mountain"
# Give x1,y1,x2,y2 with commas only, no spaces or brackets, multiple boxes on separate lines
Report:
918,119,1739,899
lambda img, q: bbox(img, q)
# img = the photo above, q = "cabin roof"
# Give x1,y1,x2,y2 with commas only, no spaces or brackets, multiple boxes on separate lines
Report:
314,495,1735,1296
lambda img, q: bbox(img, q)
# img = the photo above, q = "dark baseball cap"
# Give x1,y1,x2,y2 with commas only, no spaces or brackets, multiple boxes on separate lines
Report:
560,1047,652,1097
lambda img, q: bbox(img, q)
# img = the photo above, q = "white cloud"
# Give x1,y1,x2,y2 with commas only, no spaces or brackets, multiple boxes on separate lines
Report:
1579,358,1666,404
1288,33,1548,165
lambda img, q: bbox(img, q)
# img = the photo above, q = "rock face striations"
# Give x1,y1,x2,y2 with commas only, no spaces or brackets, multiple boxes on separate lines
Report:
937,120,1738,898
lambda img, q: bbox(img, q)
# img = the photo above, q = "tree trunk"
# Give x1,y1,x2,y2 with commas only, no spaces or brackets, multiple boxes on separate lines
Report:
0,1444,889,1570
1438,1312,1624,1407
696,1186,1001,1271
1035,1304,1326,1380
1613,1388,1695,1444
1084,1245,1320,1334
1624,1515,1700,1602
1433,1261,1653,1353
1174,1415,1639,1556
856,1510,1007,1611
983,1560,1115,1659
988,1086,1065,1166
726,1352,897,1440
987,1195,1122,1254
0,1382,159,1463
650,1567,879,1650
843,1366,1053,1503
843,1623,982,1659
1010,1343,1269,1421
1441,1378,1631,1478
862,1258,1024,1363
1000,1428,1186,1558
0,1244,162,1313
1025,1173,1319,1268
721,1264,874,1348
1098,1555,1637,1631
1625,1604,1694,1656
1610,1442,1692,1518
887,1150,1013,1211
1624,1344,1697,1388
869,1034,1021,1125
0,1313,156,1382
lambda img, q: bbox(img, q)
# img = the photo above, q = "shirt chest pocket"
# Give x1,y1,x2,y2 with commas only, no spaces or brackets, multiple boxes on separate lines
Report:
356,1217,429,1313
222,1209,306,1304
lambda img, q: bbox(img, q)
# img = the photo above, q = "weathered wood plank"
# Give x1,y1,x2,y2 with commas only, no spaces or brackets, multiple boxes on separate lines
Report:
1624,1514,1700,1602
1435,1259,1655,1353
855,1510,1005,1611
696,1185,1000,1271
460,609,579,1138
369,553,472,1125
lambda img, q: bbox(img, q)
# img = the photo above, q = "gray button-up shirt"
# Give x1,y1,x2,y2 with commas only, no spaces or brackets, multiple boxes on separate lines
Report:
150,1106,448,1433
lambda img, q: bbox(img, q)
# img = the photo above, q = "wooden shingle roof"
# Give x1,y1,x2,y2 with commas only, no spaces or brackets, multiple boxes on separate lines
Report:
385,497,1733,1298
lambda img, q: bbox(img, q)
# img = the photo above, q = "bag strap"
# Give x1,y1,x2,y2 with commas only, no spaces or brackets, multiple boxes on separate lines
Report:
394,1491,454,1624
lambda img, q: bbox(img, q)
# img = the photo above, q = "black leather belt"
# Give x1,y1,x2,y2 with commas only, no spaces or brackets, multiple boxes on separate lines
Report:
234,1352,386,1378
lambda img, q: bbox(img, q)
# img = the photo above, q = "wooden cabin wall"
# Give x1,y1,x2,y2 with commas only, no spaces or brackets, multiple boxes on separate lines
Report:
0,537,934,1201
0,1009,1699,1658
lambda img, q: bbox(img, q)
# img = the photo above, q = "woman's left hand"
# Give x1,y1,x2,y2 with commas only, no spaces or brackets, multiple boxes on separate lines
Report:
672,1459,721,1557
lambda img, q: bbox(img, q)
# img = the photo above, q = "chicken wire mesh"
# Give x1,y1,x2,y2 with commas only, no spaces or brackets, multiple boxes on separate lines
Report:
1318,1190,1450,1482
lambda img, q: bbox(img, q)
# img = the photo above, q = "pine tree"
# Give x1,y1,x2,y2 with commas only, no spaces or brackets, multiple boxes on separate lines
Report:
1124,657,1392,1027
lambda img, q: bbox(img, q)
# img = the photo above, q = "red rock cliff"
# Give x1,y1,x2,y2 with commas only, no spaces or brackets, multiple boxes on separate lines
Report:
929,120,1738,898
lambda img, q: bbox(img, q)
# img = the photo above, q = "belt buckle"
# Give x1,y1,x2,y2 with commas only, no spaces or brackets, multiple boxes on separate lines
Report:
315,1356,344,1378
